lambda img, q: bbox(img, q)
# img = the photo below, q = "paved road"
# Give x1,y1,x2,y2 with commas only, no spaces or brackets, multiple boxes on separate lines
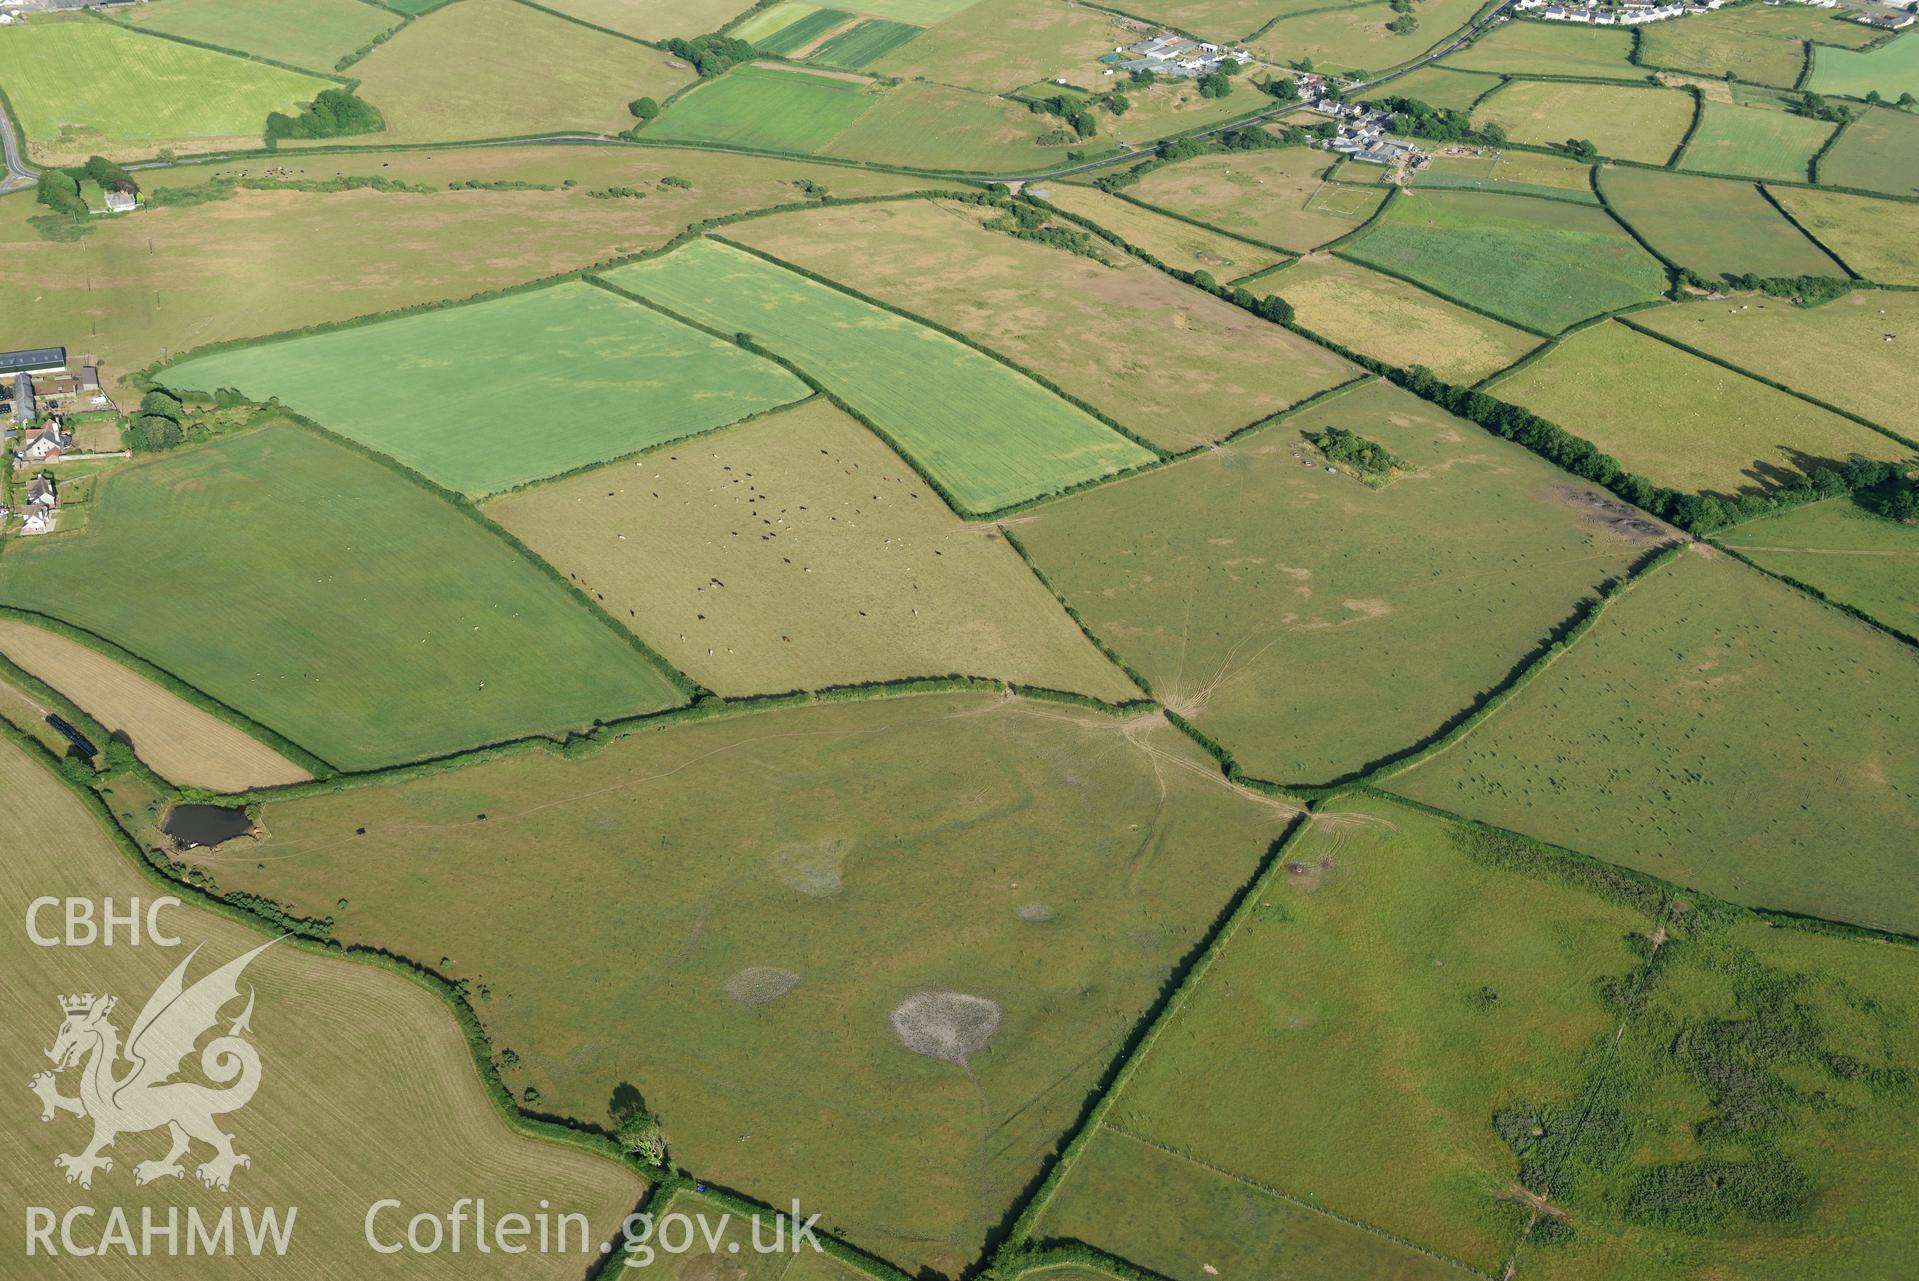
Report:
0,90,35,194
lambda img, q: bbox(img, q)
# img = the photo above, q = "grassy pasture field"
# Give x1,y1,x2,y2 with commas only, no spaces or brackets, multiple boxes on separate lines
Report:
0,737,648,1277
642,64,878,153
1248,0,1491,76
485,400,1141,701
159,280,809,497
1124,146,1388,253
808,17,922,67
1410,147,1599,201
724,198,1355,451
0,426,684,771
341,0,695,144
1715,497,1919,637
1392,546,1919,934
0,15,334,163
1598,167,1843,279
751,5,855,53
837,0,978,20
1769,183,1919,281
1274,254,1542,383
1810,29,1919,101
1339,189,1668,333
1441,18,1639,77
1641,1,1876,85
737,1,837,46
1633,288,1919,442
1814,102,1919,194
1474,81,1696,165
541,0,756,39
1129,0,1323,39
867,0,1123,93
1014,379,1666,785
601,238,1154,512
121,0,400,72
191,692,1288,1275
1490,321,1907,493
819,78,1062,170
1678,101,1835,181
1031,184,1290,277
1084,77,1264,149
1381,64,1506,111
0,617,310,791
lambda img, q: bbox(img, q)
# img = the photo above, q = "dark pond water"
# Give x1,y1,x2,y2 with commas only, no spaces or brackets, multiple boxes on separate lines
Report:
163,804,253,848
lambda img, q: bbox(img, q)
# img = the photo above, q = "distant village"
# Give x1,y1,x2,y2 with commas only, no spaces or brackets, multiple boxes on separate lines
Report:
1,346,122,537
1114,32,1255,79
1514,0,1909,25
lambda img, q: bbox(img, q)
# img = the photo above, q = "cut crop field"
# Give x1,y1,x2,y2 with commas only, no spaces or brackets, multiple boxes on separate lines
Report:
1769,184,1919,281
808,17,922,67
0,426,684,771
341,0,694,144
1490,321,1907,494
1678,101,1836,181
1474,81,1696,165
1125,146,1388,253
600,238,1155,513
1273,254,1541,383
1381,64,1505,111
647,64,879,152
724,198,1355,451
485,399,1141,701
1598,167,1843,280
1810,29,1919,102
121,0,400,72
1339,189,1668,333
1032,184,1290,277
1442,18,1640,77
1013,379,1666,785
541,0,755,40
738,2,846,49
0,14,335,162
1715,496,1919,637
159,280,809,497
867,0,1123,93
1391,546,1919,934
1642,1,1876,85
0,617,310,791
188,692,1288,1276
1814,102,1919,195
1411,147,1599,201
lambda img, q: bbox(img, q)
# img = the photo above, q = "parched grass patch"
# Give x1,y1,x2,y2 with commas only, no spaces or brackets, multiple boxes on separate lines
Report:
841,0,979,21
1769,183,1919,281
1814,102,1919,195
1392,547,1919,933
600,238,1154,513
724,197,1355,451
867,0,1124,93
1015,379,1665,785
1275,254,1541,383
1248,0,1488,76
122,0,400,72
542,0,757,40
647,64,878,153
807,16,922,67
736,0,828,43
1490,321,1907,494
1441,18,1640,78
201,692,1287,1276
1679,101,1835,182
1384,64,1507,110
1598,167,1843,280
1810,28,1919,102
0,15,335,162
1127,146,1386,253
1474,81,1695,165
1411,147,1599,201
160,281,809,498
1715,497,1919,638
819,78,1060,171
1340,189,1668,333
0,617,311,791
485,399,1140,701
1033,184,1290,277
0,426,685,770
1641,1,1875,86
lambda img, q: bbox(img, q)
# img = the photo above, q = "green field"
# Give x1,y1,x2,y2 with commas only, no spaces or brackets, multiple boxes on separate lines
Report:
1392,547,1919,934
1340,190,1668,334
1248,0,1491,76
600,239,1154,513
123,0,400,71
1771,183,1919,280
1642,1,1876,84
0,15,334,161
1814,102,1919,194
1442,18,1639,77
840,0,978,20
1475,80,1696,165
1490,320,1907,494
1382,64,1505,110
1013,380,1665,786
867,0,1123,94
649,64,877,151
726,197,1355,451
1810,29,1919,101
0,427,684,770
819,78,1059,170
1679,101,1836,181
485,399,1141,700
1411,147,1600,202
159,281,809,497
1127,146,1387,253
735,0,825,41
1034,184,1291,276
1716,496,1919,637
808,16,922,66
1599,167,1844,279
753,5,854,52
190,692,1285,1276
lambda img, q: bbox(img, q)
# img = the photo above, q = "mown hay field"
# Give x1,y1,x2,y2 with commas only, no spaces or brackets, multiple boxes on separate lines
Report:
1125,146,1388,253
1411,147,1600,202
1490,320,1908,493
600,238,1154,513
1810,28,1919,102
1813,102,1919,194
0,426,684,771
1032,184,1290,277
0,14,333,162
1641,1,1875,85
1339,189,1668,333
1598,167,1843,279
1475,81,1696,165
809,17,923,67
1678,101,1835,182
485,400,1140,701
1273,253,1541,383
1768,183,1919,281
648,64,878,152
0,737,647,1277
740,2,850,51
724,197,1355,451
160,280,809,497
1391,547,1919,934
0,617,310,791
541,0,754,39
122,0,400,72
1715,496,1919,637
1441,17,1639,77
193,692,1289,1276
868,0,1122,93
1014,379,1665,786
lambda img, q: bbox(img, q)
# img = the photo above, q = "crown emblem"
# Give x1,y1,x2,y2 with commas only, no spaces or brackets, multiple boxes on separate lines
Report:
59,993,101,1015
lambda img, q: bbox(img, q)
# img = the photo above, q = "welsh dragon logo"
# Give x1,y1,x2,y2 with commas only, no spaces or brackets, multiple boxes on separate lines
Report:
29,938,274,1192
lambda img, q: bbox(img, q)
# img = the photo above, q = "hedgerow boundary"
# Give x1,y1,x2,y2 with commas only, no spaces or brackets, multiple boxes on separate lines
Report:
86,4,360,86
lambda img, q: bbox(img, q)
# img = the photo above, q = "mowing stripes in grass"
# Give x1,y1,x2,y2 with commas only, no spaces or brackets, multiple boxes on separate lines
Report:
753,5,854,53
807,18,922,68
647,64,876,154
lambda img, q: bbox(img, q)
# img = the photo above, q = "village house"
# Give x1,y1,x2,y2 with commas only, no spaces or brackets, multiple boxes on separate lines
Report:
14,420,72,466
19,474,57,535
1858,9,1915,27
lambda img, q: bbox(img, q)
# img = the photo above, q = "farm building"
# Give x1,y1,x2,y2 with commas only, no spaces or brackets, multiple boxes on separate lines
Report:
19,474,57,535
0,347,66,379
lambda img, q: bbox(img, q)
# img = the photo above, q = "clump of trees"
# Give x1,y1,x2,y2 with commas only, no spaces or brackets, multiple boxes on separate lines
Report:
664,32,754,77
1374,95,1505,145
129,390,187,452
1029,93,1098,139
1266,76,1301,103
1197,70,1232,98
985,200,1109,263
1558,137,1599,160
1717,273,1851,307
35,170,87,218
266,89,383,143
1792,90,1851,123
628,96,660,121
1308,425,1404,475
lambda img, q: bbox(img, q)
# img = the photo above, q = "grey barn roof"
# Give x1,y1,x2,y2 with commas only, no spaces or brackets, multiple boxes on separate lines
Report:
0,348,65,377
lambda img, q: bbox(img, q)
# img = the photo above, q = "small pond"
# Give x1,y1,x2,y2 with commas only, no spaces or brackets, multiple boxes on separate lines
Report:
163,804,253,848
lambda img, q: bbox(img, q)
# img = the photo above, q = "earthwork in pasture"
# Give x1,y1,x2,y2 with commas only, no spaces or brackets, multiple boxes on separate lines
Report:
1487,320,1909,494
1032,184,1291,277
483,399,1142,702
1390,547,1919,935
121,0,401,73
1597,167,1844,280
1474,81,1696,165
1441,18,1640,77
191,692,1287,1276
599,238,1155,513
1812,103,1919,195
1123,146,1389,253
1766,184,1919,282
0,426,685,771
1810,29,1919,103
1678,102,1836,182
1012,379,1667,786
1715,497,1919,638
1639,2,1877,86
724,197,1356,450
159,280,809,497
